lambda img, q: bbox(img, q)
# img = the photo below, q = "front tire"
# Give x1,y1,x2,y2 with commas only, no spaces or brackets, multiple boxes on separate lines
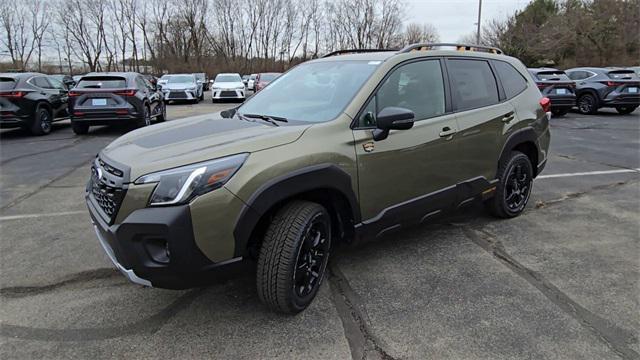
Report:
485,151,534,219
256,201,332,314
615,105,638,115
156,102,167,122
30,106,52,135
577,93,598,115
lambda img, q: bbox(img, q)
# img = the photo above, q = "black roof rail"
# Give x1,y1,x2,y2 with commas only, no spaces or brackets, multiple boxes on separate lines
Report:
322,49,398,58
399,43,503,55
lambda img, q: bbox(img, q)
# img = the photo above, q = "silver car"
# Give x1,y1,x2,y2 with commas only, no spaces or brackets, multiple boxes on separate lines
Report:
211,73,246,102
160,74,203,103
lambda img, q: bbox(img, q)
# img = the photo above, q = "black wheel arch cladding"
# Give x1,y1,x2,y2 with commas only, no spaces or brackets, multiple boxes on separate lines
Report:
233,164,360,258
497,127,540,178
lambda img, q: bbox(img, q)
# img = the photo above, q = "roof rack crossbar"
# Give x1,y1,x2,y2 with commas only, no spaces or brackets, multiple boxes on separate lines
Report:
322,48,398,58
399,43,503,55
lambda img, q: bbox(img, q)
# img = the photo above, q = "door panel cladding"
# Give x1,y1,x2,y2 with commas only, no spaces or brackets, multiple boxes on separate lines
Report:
355,184,457,241
497,127,540,177
456,176,496,207
233,164,360,257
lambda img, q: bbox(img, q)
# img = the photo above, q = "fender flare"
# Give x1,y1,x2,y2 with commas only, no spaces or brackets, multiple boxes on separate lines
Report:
497,127,540,177
232,164,360,257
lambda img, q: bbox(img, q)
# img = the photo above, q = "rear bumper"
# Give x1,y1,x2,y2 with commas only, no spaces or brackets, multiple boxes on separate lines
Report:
601,91,640,107
547,94,576,108
0,113,30,128
86,195,249,289
70,107,140,125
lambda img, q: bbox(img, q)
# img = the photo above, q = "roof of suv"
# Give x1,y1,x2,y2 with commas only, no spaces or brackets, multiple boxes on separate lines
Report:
83,72,140,79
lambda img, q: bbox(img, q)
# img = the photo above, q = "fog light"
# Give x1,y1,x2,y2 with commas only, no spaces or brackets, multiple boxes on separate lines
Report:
145,238,170,264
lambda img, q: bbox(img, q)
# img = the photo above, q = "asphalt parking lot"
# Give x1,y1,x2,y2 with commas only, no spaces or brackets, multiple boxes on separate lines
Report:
0,95,638,359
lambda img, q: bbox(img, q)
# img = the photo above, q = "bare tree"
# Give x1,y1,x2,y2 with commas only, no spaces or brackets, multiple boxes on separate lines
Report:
403,22,440,46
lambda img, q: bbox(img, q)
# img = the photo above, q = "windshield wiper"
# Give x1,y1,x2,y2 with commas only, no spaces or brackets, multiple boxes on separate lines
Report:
241,113,288,126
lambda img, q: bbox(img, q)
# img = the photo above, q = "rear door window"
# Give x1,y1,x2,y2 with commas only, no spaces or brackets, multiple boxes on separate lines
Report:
376,59,446,121
77,77,127,89
447,59,499,111
493,61,528,99
0,77,16,90
31,76,54,89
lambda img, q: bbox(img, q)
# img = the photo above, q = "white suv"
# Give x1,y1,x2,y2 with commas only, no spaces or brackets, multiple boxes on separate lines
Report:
211,73,246,102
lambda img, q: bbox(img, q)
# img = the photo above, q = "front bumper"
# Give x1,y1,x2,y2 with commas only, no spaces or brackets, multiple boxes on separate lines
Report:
164,90,198,101
212,89,245,99
86,196,247,289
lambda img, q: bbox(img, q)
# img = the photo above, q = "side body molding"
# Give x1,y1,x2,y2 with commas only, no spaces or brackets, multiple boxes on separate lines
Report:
232,164,360,257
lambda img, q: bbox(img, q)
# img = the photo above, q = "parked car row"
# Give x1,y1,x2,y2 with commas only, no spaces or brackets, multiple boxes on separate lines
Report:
528,67,639,116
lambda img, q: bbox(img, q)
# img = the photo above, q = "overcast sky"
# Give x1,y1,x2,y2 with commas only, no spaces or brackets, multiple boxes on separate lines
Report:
404,0,531,42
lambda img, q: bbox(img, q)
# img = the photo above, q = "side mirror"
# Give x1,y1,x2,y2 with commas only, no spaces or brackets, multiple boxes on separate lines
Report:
372,107,415,141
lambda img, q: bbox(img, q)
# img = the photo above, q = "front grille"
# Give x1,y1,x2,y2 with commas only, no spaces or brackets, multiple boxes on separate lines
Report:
220,91,237,97
168,91,187,99
90,175,125,221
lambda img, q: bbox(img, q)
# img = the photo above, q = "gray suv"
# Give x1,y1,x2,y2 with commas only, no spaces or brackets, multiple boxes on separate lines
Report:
566,67,639,115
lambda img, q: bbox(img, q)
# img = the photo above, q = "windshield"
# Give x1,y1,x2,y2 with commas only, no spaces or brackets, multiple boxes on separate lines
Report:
77,77,127,89
259,73,279,81
239,60,378,123
216,74,242,82
168,75,195,84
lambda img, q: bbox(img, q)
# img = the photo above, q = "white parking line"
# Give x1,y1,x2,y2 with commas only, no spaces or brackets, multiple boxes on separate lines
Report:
537,168,640,179
0,210,86,221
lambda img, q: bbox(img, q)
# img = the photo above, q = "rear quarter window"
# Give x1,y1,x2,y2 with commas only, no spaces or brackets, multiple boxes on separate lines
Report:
77,77,127,89
494,61,528,99
447,59,500,111
0,77,16,90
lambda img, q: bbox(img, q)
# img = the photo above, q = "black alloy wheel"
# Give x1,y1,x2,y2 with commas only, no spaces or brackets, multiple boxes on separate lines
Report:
485,151,533,218
30,107,52,135
293,213,330,299
577,93,598,115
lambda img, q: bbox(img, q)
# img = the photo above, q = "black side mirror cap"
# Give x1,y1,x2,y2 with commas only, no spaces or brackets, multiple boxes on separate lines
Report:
373,106,415,141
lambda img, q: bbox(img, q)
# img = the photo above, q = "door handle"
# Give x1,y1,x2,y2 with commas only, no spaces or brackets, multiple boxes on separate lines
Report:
502,112,515,123
439,127,457,138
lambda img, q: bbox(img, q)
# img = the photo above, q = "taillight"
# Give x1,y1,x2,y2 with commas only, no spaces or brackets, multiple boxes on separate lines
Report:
69,91,81,97
0,91,25,98
113,89,137,96
601,81,624,87
536,83,547,89
540,97,551,112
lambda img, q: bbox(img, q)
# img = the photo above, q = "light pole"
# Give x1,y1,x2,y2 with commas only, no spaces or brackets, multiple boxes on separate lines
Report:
476,0,483,44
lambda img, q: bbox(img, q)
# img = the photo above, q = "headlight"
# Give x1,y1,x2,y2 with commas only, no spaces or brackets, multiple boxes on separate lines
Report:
236,85,245,90
188,87,197,91
134,154,248,206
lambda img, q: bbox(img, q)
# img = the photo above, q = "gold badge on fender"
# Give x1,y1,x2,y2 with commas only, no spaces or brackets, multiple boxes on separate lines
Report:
363,142,375,152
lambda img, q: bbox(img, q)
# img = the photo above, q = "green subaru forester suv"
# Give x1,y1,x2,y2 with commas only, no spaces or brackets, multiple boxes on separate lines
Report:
86,44,550,314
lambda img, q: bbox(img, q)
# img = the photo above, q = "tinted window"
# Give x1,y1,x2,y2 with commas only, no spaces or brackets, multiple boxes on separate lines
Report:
608,70,638,80
376,60,445,120
448,59,499,111
77,77,127,89
135,77,148,89
494,61,527,98
32,76,53,89
239,60,378,123
0,77,16,90
48,77,66,90
535,71,571,81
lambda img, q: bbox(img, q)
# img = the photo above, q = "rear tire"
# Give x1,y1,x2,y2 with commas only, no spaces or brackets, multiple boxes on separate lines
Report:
551,107,570,117
577,93,598,115
615,105,638,115
71,121,89,135
256,200,331,314
135,106,151,128
156,102,167,122
485,151,533,219
30,106,52,136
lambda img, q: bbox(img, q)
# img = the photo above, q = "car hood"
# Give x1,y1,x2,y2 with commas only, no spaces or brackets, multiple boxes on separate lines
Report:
213,81,244,89
101,112,311,181
162,82,197,90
